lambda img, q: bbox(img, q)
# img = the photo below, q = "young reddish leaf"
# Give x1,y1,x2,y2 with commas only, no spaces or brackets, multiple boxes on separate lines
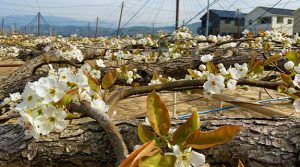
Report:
83,70,101,92
138,124,157,144
206,62,217,74
146,91,171,136
280,73,292,86
252,61,264,74
184,125,242,149
238,160,245,167
119,141,158,167
102,71,117,89
172,111,200,146
187,69,198,79
264,54,281,65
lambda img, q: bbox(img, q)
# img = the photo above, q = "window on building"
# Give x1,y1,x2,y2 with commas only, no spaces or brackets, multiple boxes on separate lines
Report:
224,18,230,24
277,17,284,23
258,17,271,24
249,20,252,25
288,19,293,24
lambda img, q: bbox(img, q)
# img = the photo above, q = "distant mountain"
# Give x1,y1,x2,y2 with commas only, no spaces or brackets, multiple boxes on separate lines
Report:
3,15,200,36
4,15,112,27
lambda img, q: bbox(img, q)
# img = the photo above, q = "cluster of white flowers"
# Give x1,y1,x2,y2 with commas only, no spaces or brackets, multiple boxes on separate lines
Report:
184,54,249,95
12,62,110,139
0,46,20,60
55,45,84,62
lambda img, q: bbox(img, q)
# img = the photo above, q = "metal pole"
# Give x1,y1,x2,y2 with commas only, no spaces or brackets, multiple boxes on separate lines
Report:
117,0,124,36
205,0,210,37
1,17,4,35
95,16,99,38
175,0,179,30
172,92,177,118
37,12,41,36
87,22,90,37
237,9,240,38
14,23,16,34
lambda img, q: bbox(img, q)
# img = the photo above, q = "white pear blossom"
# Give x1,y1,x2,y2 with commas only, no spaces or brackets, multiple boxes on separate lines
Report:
35,77,68,104
227,79,237,90
229,63,248,80
200,54,214,63
293,74,300,89
294,63,300,73
173,145,206,167
199,65,206,71
16,83,40,109
34,105,67,136
91,99,109,113
96,59,106,68
288,87,296,94
293,99,300,112
9,92,22,102
203,74,225,94
284,61,295,70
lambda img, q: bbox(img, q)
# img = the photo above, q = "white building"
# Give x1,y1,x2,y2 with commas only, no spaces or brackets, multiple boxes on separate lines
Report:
245,7,295,35
294,8,300,36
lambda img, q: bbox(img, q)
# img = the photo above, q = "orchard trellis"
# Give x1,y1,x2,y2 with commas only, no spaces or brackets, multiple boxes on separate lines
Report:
0,27,300,166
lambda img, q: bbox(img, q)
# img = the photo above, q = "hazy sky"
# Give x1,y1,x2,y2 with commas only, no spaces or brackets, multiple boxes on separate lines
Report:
0,0,299,27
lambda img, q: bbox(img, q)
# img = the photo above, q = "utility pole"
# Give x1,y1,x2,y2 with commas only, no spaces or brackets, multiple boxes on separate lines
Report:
49,25,52,36
14,23,16,34
37,12,41,36
175,0,180,30
95,16,99,38
205,0,210,37
87,22,90,37
1,17,4,35
237,8,240,38
117,0,124,36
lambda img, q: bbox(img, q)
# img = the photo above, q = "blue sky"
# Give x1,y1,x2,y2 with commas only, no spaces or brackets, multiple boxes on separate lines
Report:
0,0,299,27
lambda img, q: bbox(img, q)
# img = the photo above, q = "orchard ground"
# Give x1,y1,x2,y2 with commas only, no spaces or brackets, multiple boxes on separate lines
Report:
0,59,297,121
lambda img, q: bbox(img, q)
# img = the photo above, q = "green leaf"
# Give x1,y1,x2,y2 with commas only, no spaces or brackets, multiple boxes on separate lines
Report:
206,62,217,74
139,153,176,167
171,111,200,146
102,71,117,89
139,152,162,167
146,91,171,136
277,84,288,93
54,89,77,106
280,73,292,86
157,155,176,167
152,71,159,80
184,125,242,149
187,69,198,79
83,70,100,92
264,54,281,65
138,124,157,144
286,51,299,64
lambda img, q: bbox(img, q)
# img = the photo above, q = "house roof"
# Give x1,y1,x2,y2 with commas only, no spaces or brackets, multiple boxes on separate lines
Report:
209,9,247,18
259,7,295,16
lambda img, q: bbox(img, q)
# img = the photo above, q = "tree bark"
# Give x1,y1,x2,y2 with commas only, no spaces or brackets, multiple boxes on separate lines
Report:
0,116,299,167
